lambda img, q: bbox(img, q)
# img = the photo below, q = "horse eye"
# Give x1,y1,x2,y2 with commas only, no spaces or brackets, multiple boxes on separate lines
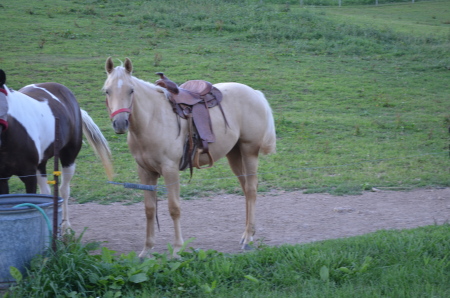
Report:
130,89,134,94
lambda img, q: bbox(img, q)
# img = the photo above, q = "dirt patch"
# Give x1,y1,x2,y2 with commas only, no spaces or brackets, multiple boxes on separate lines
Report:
70,188,450,255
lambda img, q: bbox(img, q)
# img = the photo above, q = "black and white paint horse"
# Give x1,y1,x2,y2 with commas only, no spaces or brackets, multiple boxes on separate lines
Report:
0,69,113,232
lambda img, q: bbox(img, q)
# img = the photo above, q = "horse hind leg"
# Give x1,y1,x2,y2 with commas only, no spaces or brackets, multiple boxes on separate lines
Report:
37,162,51,195
226,144,259,250
226,145,247,194
38,159,73,234
59,164,76,233
160,169,184,258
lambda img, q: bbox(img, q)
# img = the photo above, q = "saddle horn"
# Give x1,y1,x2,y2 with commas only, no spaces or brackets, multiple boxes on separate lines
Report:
155,72,179,95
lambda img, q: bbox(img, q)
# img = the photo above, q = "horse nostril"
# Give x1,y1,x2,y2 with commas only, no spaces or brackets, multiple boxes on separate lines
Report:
112,119,128,134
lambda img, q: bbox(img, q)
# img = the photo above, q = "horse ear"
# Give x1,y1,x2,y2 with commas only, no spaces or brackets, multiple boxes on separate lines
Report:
124,58,133,74
105,57,114,74
0,69,6,86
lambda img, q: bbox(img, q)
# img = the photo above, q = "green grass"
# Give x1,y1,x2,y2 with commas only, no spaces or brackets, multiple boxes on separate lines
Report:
2,1,450,296
4,224,450,297
2,0,449,201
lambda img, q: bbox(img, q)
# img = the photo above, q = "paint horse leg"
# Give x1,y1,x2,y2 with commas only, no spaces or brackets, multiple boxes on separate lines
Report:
19,173,38,194
59,164,76,233
138,166,160,258
36,161,75,233
0,177,10,194
36,169,51,195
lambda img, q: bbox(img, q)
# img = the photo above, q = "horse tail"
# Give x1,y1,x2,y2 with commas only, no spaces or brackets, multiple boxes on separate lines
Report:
80,109,114,180
258,91,277,155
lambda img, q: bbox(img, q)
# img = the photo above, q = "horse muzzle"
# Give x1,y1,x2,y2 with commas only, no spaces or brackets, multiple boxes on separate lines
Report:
111,113,130,134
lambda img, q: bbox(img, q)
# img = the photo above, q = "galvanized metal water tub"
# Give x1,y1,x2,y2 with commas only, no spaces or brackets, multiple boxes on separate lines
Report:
0,194,62,287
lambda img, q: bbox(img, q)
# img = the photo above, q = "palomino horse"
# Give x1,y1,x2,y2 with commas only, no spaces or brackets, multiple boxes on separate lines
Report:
103,57,276,257
0,69,113,232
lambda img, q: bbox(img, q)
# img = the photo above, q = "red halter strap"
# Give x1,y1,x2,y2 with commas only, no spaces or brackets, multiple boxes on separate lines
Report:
0,88,8,130
0,119,7,131
106,96,133,119
109,108,132,119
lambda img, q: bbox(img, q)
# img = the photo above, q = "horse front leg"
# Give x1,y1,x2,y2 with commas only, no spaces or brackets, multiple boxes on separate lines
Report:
0,177,10,194
138,166,159,258
162,170,184,257
20,174,37,194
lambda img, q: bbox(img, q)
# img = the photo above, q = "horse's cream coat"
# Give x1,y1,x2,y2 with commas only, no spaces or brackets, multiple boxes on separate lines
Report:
104,57,276,257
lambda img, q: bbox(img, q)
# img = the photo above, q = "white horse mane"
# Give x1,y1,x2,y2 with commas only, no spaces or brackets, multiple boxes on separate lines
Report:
104,66,170,98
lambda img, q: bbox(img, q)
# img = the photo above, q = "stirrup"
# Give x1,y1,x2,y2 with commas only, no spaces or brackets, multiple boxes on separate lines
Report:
193,148,214,169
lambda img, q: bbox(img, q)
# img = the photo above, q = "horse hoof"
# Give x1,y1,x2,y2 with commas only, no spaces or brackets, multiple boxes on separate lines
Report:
242,243,254,251
138,248,155,259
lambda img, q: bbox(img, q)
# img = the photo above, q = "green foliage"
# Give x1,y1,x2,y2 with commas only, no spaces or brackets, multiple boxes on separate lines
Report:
8,267,22,284
5,224,450,297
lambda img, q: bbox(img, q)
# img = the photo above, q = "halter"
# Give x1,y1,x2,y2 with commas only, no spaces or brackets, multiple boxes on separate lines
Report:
106,95,133,119
0,119,7,130
109,107,132,119
0,87,8,130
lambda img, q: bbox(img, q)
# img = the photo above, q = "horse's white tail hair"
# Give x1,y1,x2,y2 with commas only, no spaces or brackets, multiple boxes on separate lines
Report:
258,91,277,155
80,109,114,180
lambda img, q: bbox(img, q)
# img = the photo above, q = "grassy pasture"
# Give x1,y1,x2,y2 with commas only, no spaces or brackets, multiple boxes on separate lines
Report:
5,224,450,297
1,1,450,297
1,0,449,202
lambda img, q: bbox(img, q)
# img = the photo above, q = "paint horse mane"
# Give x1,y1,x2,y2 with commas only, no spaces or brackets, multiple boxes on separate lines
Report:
0,69,113,232
103,57,276,257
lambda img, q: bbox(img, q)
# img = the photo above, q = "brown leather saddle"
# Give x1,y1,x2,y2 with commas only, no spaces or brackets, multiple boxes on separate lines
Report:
155,73,228,174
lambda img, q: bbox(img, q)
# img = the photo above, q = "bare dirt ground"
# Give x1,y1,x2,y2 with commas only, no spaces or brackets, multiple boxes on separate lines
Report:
70,188,450,255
